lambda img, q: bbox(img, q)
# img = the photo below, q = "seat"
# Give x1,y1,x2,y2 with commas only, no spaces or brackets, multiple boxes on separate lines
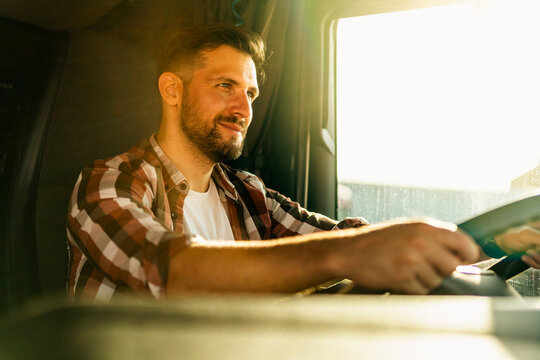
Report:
1,21,160,314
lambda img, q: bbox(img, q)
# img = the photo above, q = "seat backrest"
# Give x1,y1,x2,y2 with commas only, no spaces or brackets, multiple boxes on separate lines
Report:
1,17,52,314
35,29,160,295
2,24,160,313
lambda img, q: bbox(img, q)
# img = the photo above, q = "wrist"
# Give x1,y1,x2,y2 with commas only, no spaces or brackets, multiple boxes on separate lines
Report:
323,228,366,279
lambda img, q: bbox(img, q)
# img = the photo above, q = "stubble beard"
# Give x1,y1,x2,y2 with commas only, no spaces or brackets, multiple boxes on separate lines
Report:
179,90,247,163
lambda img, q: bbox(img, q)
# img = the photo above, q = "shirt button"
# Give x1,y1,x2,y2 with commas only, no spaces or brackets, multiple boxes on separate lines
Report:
171,212,178,220
179,181,189,194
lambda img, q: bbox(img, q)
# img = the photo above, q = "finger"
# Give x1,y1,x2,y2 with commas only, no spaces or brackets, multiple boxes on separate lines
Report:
397,276,431,295
452,230,479,263
526,248,540,256
414,260,444,291
496,227,540,253
436,228,479,263
522,253,540,269
423,240,462,276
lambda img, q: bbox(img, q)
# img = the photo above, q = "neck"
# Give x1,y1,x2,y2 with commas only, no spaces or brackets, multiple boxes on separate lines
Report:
156,120,215,193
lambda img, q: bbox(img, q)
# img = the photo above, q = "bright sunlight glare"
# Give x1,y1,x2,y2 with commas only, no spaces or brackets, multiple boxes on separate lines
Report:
337,0,540,192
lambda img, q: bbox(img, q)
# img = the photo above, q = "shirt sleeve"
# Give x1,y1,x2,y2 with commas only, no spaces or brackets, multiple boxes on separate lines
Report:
67,154,189,299
236,171,368,238
265,188,369,238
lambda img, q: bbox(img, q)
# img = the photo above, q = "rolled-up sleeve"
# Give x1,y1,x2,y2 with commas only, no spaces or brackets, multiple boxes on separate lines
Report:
67,155,189,300
234,171,369,239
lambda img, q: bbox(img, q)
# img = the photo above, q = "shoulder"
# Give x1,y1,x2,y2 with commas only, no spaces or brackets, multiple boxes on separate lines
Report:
83,139,161,185
220,164,267,193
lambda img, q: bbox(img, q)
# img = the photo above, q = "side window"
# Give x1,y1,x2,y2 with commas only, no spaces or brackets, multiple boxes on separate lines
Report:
335,1,540,295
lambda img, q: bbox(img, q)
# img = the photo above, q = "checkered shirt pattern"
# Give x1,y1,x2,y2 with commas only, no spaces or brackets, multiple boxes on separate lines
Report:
67,134,368,301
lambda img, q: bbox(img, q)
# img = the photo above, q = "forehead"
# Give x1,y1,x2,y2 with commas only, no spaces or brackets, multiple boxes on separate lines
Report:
193,45,258,87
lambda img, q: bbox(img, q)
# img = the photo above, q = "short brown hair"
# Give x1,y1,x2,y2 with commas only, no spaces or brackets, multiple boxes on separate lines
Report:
161,23,266,84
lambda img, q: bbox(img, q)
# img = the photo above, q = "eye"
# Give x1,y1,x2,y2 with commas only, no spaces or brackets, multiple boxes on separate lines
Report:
218,83,232,90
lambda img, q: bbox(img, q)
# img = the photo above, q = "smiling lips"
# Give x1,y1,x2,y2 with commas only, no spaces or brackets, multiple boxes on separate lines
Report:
219,121,244,136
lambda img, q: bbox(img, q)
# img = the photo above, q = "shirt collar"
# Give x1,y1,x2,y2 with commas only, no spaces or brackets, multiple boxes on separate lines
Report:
148,134,185,189
148,134,239,201
212,164,239,202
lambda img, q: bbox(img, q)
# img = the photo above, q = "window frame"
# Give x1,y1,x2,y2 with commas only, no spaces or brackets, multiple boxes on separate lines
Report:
302,0,475,218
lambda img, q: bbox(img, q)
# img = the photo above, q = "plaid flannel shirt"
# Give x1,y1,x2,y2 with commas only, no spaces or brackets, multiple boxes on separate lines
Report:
67,134,367,301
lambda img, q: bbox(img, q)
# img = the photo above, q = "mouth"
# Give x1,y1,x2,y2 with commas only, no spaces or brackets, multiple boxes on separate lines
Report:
218,121,244,136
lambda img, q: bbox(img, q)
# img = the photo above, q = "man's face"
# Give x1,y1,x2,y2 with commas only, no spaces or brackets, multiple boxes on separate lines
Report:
179,45,259,163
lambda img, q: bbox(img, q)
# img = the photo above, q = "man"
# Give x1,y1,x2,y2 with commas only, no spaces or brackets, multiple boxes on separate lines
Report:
66,24,537,301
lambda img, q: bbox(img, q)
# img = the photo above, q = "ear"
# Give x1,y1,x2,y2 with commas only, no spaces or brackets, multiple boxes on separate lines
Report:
158,72,183,106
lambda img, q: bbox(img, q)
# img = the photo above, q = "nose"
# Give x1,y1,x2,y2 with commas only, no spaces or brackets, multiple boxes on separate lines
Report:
229,91,253,122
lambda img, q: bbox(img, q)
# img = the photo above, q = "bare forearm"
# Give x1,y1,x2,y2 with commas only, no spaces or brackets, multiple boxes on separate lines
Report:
166,230,355,295
166,220,480,296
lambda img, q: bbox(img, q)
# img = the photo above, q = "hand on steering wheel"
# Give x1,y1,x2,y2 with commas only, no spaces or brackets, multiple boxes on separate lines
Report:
495,220,540,269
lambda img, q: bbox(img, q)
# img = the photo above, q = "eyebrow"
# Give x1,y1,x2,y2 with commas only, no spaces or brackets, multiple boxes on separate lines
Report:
216,77,259,98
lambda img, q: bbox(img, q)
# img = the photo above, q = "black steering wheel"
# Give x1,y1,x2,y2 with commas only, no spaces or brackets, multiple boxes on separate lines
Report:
317,194,540,297
428,255,528,296
313,256,529,297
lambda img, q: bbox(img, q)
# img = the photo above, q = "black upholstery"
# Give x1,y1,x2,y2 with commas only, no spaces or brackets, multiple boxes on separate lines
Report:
2,23,160,314
1,18,62,314
35,29,160,294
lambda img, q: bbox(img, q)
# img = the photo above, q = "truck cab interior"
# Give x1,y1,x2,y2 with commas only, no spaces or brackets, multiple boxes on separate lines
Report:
1,0,539,359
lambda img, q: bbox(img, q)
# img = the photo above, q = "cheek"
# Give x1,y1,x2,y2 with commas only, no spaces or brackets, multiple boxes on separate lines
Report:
244,117,252,130
203,92,228,109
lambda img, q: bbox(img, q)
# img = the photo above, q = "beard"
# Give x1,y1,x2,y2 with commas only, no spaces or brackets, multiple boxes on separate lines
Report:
179,90,247,163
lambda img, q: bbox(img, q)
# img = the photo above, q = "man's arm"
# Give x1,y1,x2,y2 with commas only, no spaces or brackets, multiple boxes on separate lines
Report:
167,218,479,296
68,156,190,299
68,159,477,299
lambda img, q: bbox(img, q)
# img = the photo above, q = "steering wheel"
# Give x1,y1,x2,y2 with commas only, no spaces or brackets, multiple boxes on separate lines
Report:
312,256,529,296
439,194,539,296
428,256,528,296
316,194,540,297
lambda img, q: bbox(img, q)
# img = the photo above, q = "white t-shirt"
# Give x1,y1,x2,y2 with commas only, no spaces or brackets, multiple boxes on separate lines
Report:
182,179,235,241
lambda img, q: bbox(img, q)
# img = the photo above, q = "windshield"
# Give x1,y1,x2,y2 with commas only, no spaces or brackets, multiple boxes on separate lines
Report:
336,0,540,295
